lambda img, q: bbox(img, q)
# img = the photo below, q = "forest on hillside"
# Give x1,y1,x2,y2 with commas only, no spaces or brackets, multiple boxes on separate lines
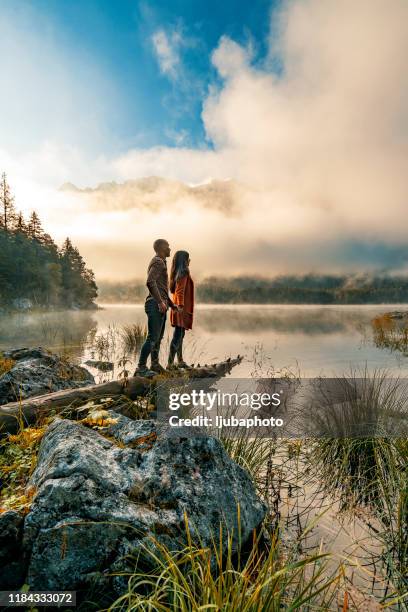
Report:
0,174,97,310
99,273,408,305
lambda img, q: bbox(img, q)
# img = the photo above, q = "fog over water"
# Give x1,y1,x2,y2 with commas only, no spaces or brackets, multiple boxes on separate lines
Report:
1,304,407,378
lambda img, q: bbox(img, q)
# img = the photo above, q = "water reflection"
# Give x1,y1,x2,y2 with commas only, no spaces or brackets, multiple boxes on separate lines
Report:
0,304,407,377
0,311,97,360
195,305,375,335
1,304,406,603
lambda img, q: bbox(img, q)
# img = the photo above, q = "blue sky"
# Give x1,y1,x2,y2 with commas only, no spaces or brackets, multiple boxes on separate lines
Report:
2,0,277,155
1,0,407,279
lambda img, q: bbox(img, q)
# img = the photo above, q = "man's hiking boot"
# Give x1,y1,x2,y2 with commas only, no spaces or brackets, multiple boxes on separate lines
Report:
177,361,192,369
150,362,166,374
133,366,156,378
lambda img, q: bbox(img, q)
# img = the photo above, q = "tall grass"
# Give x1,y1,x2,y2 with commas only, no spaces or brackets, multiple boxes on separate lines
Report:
372,313,408,356
218,428,274,488
308,368,408,607
91,325,121,362
308,369,408,512
374,441,408,607
109,518,339,612
121,324,147,353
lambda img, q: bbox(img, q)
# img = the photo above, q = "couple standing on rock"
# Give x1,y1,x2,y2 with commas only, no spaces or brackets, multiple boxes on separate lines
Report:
134,238,195,377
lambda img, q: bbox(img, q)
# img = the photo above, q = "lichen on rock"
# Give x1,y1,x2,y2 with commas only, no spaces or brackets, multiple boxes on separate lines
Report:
0,347,94,405
20,415,266,596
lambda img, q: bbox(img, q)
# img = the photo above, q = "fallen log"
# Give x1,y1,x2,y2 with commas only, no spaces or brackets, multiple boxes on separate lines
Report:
0,355,242,435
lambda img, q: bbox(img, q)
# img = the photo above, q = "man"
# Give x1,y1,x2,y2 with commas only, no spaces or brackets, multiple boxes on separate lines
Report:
135,239,177,376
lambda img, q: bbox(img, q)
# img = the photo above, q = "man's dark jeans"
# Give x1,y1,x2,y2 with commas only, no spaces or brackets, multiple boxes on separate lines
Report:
138,298,167,367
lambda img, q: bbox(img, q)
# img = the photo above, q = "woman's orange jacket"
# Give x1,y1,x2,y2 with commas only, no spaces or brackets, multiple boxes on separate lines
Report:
170,274,194,329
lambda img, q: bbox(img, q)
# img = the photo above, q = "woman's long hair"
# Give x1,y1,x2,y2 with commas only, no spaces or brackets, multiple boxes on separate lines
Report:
170,250,190,293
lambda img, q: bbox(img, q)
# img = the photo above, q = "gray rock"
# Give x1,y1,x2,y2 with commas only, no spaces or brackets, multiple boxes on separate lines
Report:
105,412,156,448
23,418,266,595
0,347,94,405
0,510,27,589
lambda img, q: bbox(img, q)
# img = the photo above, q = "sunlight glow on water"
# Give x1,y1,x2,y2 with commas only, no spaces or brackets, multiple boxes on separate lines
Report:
1,303,405,602
1,304,408,377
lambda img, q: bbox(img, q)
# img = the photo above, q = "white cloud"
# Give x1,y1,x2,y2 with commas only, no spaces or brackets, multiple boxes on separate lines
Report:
2,0,408,280
151,29,182,79
211,36,252,79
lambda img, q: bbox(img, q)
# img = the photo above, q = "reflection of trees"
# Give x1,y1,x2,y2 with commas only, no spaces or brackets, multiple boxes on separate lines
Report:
0,311,97,359
195,307,375,336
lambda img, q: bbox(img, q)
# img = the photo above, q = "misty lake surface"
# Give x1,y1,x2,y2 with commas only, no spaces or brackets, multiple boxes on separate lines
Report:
1,303,406,602
1,303,408,377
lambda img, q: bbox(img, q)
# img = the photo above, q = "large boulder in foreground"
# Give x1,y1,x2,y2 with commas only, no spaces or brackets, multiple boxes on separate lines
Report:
0,510,26,589
0,347,94,405
22,416,266,596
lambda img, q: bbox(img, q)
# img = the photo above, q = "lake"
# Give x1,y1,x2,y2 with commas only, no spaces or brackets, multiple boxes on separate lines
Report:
1,303,407,378
1,303,406,603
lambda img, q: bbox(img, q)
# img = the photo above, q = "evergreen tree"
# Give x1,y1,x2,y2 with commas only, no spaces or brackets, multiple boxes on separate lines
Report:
27,211,43,240
0,172,17,232
15,211,27,234
0,175,98,310
60,238,97,307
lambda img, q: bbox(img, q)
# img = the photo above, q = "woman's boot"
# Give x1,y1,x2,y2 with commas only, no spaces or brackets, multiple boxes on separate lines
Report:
167,344,177,370
177,344,191,369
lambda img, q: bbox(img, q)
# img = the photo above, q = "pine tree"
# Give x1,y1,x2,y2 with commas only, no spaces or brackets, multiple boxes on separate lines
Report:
0,175,98,310
0,172,17,232
60,238,97,307
15,211,27,234
27,211,43,240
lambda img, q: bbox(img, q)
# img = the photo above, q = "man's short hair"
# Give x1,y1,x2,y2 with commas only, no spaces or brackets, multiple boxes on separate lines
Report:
153,238,168,253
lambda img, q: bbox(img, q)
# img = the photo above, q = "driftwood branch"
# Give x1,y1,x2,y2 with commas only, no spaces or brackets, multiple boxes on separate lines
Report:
0,355,242,436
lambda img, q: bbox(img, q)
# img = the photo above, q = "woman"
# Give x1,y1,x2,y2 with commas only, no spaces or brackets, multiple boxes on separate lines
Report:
168,250,194,368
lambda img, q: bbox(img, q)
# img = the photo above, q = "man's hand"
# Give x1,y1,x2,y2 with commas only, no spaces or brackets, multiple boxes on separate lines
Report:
177,305,184,313
158,301,167,313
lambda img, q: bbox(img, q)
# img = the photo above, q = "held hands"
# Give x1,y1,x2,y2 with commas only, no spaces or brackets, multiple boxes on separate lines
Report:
167,303,183,312
170,303,183,312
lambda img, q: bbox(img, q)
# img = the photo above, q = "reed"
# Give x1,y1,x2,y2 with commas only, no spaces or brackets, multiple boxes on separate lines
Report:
109,518,339,611
372,313,408,355
307,368,408,606
308,368,408,513
121,324,147,353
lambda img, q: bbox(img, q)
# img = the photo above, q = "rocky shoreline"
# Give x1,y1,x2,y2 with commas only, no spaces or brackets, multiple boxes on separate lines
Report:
0,348,266,605
0,347,95,406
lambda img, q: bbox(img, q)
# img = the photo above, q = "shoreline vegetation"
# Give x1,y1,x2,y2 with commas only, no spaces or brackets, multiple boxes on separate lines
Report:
99,274,408,306
0,173,98,313
0,346,407,609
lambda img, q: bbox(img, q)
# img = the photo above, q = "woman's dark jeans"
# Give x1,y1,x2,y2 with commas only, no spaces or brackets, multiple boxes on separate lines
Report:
138,298,167,367
169,326,185,362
